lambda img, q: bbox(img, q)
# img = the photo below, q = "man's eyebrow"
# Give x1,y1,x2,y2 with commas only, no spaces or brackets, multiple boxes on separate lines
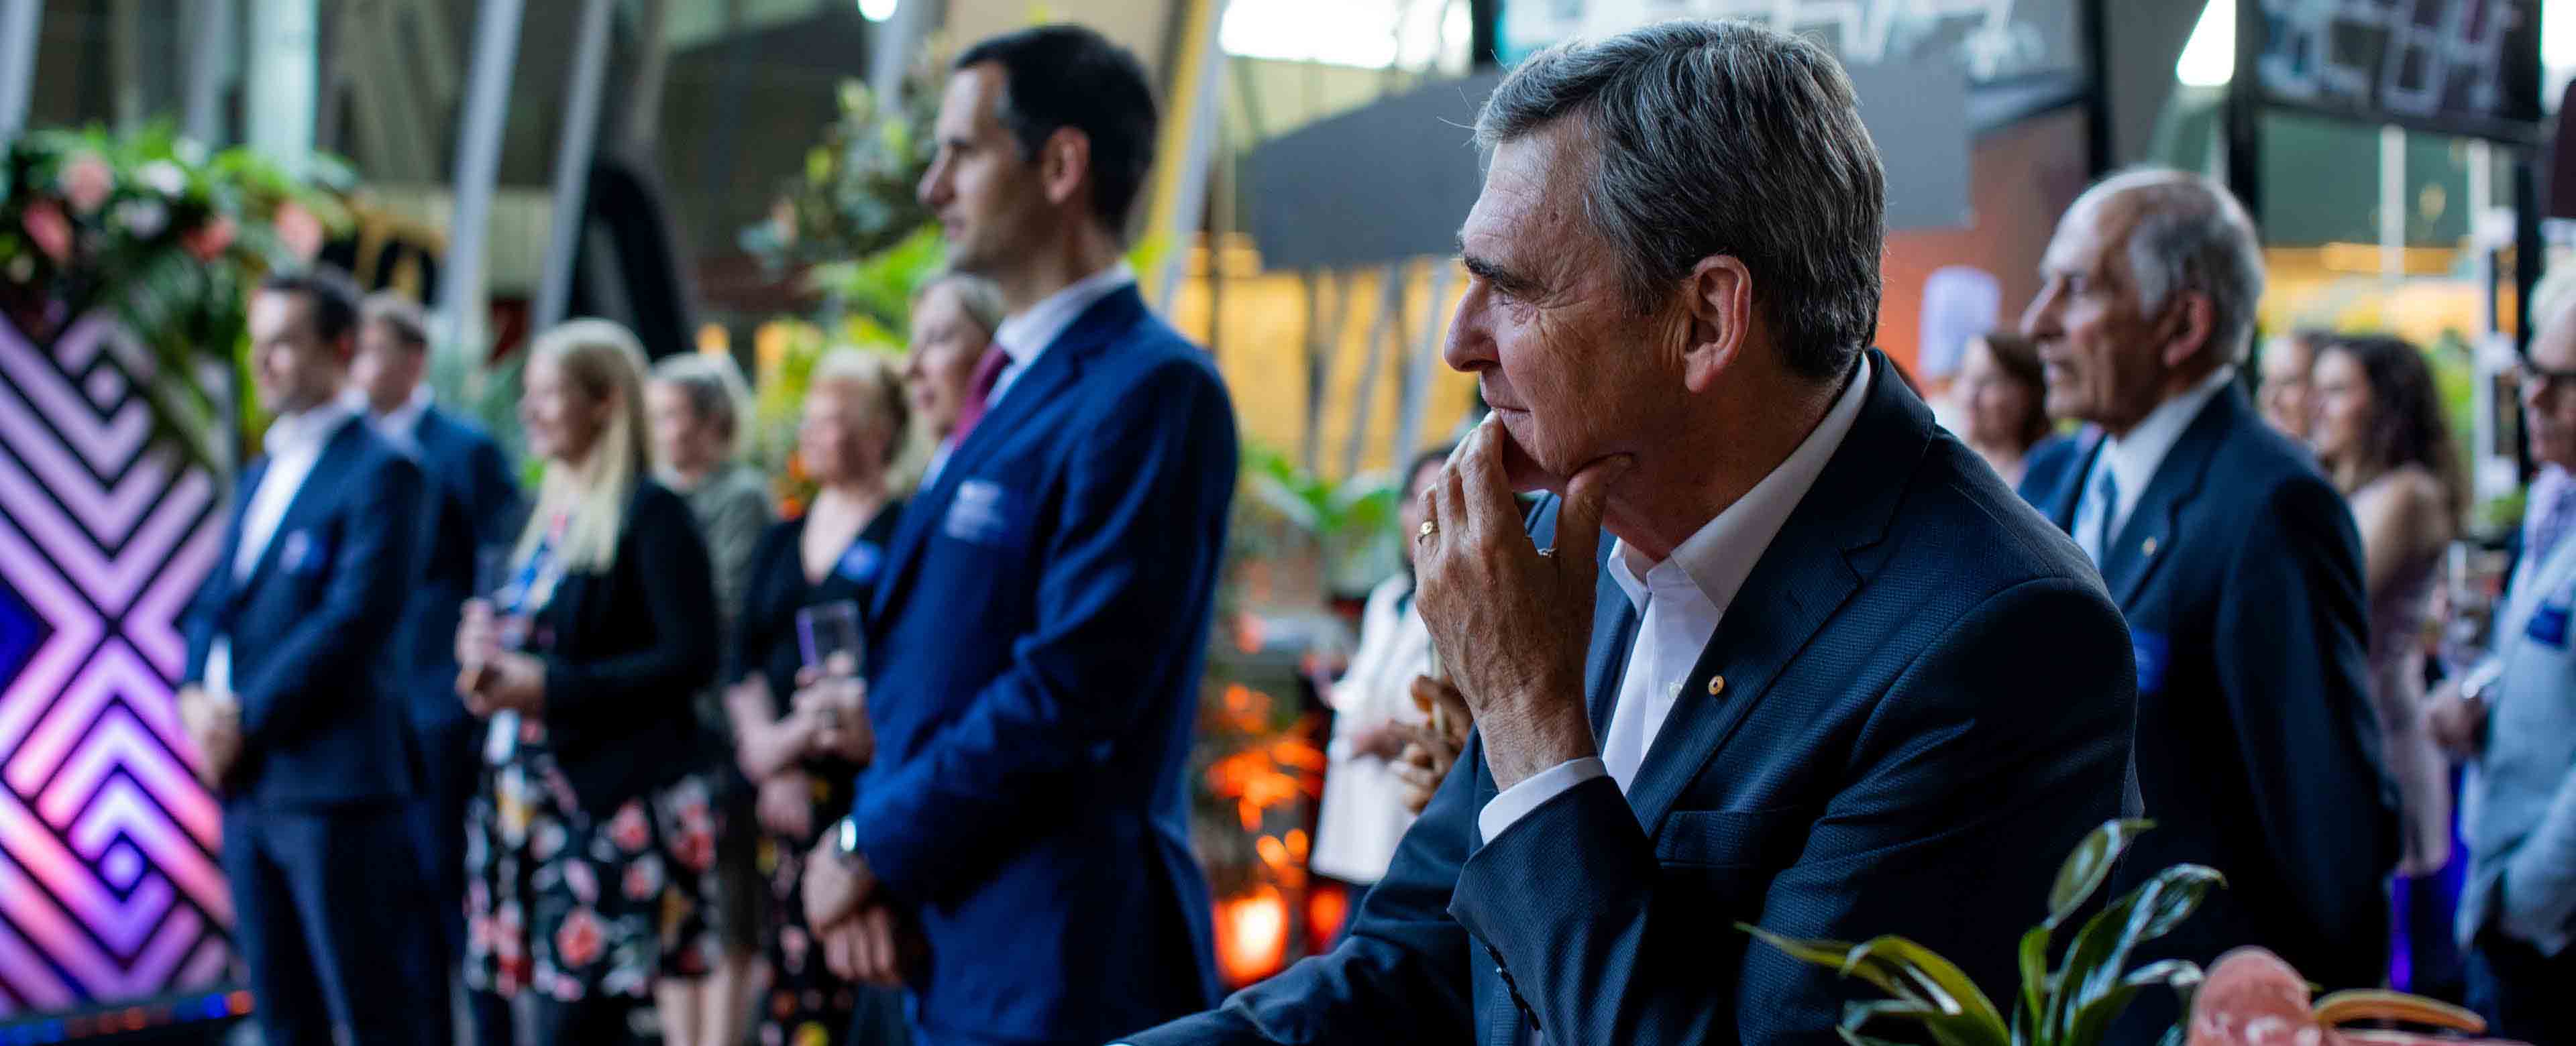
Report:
1457,245,1534,295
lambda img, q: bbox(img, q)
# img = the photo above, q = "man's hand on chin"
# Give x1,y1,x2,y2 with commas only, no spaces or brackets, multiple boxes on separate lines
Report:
1415,416,1633,790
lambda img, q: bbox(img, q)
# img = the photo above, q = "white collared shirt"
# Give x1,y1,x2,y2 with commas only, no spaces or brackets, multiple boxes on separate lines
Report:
984,260,1136,411
2073,365,2237,565
1477,356,1877,844
206,402,356,695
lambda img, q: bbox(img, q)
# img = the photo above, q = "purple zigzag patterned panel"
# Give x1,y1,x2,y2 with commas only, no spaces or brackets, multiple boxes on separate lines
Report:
0,313,231,1017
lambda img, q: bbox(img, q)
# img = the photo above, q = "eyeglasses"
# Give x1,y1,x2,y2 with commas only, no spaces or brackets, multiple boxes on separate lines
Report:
2516,361,2576,398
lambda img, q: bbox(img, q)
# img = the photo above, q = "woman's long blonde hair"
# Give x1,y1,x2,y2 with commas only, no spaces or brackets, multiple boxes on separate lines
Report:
517,318,655,573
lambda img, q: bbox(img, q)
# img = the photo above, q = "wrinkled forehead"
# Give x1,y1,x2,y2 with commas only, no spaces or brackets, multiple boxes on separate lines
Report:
2536,300,2576,368
2042,188,2141,284
1459,124,1601,280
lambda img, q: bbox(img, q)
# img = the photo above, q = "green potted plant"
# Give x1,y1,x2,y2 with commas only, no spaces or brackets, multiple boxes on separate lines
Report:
1743,819,2218,1046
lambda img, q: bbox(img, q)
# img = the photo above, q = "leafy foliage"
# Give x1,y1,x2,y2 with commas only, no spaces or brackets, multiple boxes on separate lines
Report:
1741,820,2217,1046
0,123,351,473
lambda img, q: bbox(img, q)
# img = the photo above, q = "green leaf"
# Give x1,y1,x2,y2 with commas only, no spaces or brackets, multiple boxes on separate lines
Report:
1839,997,2012,1046
2064,960,2200,1046
1741,923,1924,1003
1841,935,2008,1034
2047,892,2137,1041
2016,924,2049,1037
2047,819,2154,930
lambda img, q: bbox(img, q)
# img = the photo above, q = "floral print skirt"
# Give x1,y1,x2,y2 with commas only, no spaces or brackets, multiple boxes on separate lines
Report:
755,775,865,1046
462,717,723,1004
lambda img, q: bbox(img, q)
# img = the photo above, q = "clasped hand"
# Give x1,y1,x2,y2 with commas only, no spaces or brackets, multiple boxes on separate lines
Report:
453,599,543,717
1411,416,1632,791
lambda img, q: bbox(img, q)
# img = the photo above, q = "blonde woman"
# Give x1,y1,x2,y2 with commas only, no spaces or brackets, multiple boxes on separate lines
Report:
645,352,771,1046
727,350,912,1045
454,319,724,1044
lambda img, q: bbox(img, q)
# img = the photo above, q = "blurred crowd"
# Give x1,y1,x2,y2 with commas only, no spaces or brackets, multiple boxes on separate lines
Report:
160,15,2576,1046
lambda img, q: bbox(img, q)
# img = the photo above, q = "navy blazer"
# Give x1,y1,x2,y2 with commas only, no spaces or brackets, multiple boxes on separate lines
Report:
851,284,1234,1045
399,404,523,729
1129,351,2135,1045
182,416,425,808
2019,384,2397,1008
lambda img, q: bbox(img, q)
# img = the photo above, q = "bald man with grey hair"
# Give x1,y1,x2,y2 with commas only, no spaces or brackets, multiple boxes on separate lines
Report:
1130,19,2133,1046
2019,170,2394,1040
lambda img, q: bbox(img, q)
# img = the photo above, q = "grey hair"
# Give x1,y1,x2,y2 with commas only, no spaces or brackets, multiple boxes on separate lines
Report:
648,351,752,449
916,270,1007,337
1475,19,1886,381
2076,168,2266,365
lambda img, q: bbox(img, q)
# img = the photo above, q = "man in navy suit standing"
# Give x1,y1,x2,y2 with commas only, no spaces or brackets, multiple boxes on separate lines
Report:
1128,20,2133,1045
2017,170,2396,1035
796,23,1236,1046
180,268,437,1046
344,291,521,1037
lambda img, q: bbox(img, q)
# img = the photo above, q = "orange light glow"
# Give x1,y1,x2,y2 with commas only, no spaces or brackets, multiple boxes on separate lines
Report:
1215,886,1289,986
1307,881,1350,952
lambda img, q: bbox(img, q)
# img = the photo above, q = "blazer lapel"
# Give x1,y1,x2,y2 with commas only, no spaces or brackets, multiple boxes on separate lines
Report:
1620,351,1921,835
232,418,365,601
869,286,1146,623
2098,388,2240,607
2046,439,2099,532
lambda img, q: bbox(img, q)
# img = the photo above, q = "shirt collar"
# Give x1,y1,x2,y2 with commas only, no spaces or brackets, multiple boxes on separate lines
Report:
1608,355,1877,616
342,384,433,439
265,400,356,459
2097,364,2236,512
989,260,1136,367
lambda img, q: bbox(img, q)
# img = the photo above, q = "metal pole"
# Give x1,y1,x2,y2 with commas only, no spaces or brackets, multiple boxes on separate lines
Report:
868,0,937,104
2223,0,2263,227
438,0,524,369
2379,124,2405,278
184,0,235,145
244,0,319,174
0,0,46,141
531,0,616,332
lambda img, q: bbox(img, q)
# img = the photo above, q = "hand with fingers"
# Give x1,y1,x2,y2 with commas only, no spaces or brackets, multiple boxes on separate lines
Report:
1387,675,1473,813
1411,415,1633,791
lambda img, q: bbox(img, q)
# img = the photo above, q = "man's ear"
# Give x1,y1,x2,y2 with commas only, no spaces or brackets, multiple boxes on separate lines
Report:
1036,126,1092,212
1678,255,1754,394
2155,290,2217,371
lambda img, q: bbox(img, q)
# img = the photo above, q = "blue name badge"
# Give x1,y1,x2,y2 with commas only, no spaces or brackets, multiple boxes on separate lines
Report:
279,528,329,575
2131,629,2170,694
2530,604,2572,649
943,479,1026,547
836,541,884,585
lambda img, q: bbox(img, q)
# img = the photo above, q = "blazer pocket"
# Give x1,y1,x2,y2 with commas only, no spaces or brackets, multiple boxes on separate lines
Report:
1654,805,1821,870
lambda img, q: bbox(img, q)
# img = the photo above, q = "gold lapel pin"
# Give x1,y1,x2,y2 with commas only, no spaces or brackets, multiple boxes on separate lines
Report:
1707,675,1726,697
2141,536,2159,557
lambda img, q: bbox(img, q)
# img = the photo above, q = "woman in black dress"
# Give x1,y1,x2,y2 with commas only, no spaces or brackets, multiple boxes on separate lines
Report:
726,350,911,1045
453,319,724,1044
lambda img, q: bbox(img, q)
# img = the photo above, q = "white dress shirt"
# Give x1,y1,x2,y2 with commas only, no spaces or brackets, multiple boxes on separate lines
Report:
984,260,1136,411
1477,356,1876,844
205,403,356,695
350,383,433,457
2072,365,2236,565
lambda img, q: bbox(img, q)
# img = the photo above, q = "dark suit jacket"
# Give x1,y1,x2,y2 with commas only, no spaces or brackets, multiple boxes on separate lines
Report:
182,416,424,808
400,404,522,730
535,479,720,819
2019,384,2398,1002
855,284,1234,1044
1128,351,2135,1045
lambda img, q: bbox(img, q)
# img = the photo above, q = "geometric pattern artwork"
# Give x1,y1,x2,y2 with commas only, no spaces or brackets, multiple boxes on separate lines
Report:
0,312,233,1019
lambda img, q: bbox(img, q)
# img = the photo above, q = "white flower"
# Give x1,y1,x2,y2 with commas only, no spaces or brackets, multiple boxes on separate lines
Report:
137,161,186,198
113,199,168,239
174,139,209,166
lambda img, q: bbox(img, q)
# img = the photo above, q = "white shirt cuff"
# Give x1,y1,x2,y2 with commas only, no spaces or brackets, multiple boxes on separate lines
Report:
1478,757,1607,844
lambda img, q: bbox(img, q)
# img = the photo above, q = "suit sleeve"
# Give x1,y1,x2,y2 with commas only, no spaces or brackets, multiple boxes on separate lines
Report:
848,360,1236,903
1121,736,1483,1046
541,489,720,722
1446,577,2133,1043
2211,477,2397,939
234,455,423,749
2496,725,2576,948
